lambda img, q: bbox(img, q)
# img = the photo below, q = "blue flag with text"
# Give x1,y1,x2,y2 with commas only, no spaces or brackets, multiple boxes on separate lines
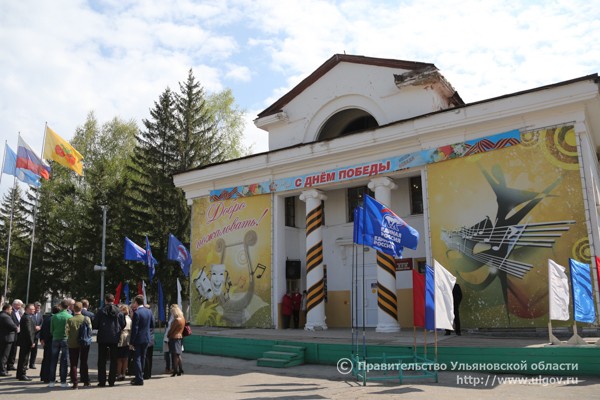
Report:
167,234,191,277
355,195,419,257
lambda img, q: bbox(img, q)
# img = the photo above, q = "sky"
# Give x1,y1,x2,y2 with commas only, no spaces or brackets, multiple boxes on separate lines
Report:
1,0,599,195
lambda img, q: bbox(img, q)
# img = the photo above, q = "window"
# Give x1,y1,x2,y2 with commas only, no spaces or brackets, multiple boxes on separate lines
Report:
285,197,296,227
347,186,374,222
410,176,423,215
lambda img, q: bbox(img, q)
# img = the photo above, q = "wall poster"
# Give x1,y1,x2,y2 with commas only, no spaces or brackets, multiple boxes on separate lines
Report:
428,124,588,328
190,195,272,327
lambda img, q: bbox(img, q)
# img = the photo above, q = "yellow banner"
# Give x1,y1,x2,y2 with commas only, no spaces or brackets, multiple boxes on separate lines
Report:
43,126,84,175
190,195,272,327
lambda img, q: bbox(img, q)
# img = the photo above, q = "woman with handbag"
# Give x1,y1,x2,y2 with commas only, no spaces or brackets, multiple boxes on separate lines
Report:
166,305,185,377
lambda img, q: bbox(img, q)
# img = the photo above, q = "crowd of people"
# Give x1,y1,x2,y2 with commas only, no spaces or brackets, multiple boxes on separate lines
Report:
0,293,187,389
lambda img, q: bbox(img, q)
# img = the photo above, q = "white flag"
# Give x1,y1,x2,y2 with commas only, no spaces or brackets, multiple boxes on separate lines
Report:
142,280,148,305
177,278,182,310
434,260,457,330
548,259,570,321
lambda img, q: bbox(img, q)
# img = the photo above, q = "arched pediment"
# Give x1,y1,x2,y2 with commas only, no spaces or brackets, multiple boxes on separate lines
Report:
317,109,379,140
305,94,386,143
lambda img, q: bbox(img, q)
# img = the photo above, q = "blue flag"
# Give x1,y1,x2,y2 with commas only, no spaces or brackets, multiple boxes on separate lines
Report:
3,144,41,187
365,195,419,249
353,206,367,246
123,282,130,304
124,236,158,282
157,279,165,323
124,237,146,261
425,264,435,330
146,235,157,283
167,234,191,277
358,195,419,257
569,259,596,323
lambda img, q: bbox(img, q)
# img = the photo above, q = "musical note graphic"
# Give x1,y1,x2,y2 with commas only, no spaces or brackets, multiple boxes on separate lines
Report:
253,263,267,279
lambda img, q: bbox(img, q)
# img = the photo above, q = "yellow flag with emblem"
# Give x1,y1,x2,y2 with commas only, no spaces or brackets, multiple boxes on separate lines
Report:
43,126,84,176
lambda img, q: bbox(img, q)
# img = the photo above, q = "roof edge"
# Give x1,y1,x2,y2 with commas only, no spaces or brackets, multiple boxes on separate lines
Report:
177,73,599,178
256,54,436,119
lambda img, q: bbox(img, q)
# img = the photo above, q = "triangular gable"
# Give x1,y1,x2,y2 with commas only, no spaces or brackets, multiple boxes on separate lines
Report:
257,54,439,119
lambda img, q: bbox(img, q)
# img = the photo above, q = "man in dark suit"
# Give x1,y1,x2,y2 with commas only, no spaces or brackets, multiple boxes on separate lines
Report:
143,304,155,380
129,295,154,386
445,283,463,336
39,306,60,383
29,302,43,369
7,299,23,371
16,303,36,381
81,299,95,321
0,304,18,376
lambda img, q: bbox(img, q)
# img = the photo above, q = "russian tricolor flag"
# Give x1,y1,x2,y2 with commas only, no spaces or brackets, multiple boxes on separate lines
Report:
16,135,51,180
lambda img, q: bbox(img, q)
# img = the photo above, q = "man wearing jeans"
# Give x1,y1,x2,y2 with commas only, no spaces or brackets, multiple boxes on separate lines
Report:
49,299,72,388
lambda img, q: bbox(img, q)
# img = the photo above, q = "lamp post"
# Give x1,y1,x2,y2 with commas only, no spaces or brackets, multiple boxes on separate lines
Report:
94,206,108,303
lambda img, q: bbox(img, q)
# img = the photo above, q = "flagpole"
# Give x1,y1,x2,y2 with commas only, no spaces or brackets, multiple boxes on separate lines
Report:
0,141,7,304
592,256,600,332
352,242,357,356
187,231,193,321
361,205,367,360
25,189,39,303
423,328,427,358
3,177,17,304
188,267,192,321
101,206,107,302
41,122,48,157
433,263,438,362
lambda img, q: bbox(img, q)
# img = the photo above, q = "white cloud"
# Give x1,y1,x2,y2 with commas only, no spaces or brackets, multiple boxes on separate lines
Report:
225,64,252,82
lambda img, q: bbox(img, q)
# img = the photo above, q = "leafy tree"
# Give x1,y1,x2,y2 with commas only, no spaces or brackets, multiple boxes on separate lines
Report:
3,72,249,309
25,113,139,307
206,88,248,160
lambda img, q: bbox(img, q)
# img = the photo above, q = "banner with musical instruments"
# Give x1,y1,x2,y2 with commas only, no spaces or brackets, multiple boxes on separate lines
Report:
427,124,588,328
190,194,272,327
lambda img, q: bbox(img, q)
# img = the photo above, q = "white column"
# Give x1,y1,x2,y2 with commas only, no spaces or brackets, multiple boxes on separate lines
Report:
368,177,400,333
299,189,328,331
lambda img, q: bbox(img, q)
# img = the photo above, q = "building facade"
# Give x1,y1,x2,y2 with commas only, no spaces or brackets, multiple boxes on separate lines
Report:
174,54,600,330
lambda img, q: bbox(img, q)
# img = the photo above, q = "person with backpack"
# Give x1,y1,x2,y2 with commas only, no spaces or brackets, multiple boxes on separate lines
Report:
93,293,125,387
65,302,92,389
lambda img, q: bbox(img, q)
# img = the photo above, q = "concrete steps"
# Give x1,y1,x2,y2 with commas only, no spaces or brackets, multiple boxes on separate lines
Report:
257,344,305,368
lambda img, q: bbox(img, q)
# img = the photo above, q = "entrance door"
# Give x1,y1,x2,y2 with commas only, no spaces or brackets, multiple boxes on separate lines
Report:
353,263,377,328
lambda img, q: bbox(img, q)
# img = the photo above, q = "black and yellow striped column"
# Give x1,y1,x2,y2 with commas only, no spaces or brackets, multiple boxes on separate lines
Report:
368,177,400,332
299,189,328,330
